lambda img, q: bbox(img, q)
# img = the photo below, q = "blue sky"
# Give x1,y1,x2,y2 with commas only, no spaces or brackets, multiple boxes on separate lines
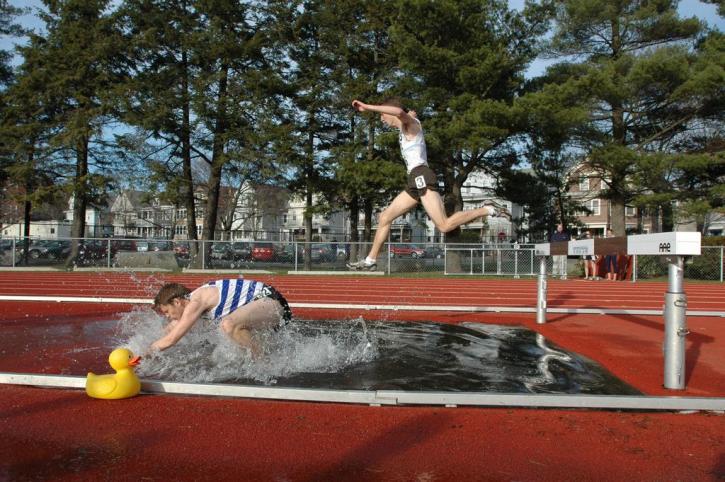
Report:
2,0,723,78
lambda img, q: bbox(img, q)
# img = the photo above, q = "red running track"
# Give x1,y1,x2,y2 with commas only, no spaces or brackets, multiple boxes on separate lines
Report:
0,272,724,481
0,271,724,311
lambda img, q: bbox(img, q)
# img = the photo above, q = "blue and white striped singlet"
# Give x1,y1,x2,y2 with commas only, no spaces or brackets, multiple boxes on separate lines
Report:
203,278,266,320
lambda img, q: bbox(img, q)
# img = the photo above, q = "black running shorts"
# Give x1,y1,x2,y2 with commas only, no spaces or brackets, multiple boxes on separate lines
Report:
404,165,438,201
254,285,293,325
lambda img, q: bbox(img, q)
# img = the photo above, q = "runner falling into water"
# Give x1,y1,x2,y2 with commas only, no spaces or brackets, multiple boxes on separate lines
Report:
150,279,292,357
347,98,509,271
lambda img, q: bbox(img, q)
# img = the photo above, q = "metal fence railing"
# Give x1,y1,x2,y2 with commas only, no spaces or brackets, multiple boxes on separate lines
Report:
0,237,722,282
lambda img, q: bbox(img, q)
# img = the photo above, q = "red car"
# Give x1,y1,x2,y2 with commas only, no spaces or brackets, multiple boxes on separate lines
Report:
389,244,426,258
251,244,275,261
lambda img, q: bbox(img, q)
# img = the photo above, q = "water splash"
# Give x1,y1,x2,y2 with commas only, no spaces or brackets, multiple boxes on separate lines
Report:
106,310,639,394
113,308,378,385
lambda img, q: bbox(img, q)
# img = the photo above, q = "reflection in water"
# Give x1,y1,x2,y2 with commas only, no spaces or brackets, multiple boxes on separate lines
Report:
114,311,639,395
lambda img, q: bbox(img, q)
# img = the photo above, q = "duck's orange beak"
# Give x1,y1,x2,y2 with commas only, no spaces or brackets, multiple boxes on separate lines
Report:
128,356,141,367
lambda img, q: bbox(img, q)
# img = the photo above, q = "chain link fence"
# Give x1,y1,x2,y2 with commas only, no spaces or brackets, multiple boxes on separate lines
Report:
1,237,722,282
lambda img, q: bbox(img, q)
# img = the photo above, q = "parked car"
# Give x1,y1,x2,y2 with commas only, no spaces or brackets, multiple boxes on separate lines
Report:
77,240,116,264
15,240,71,260
43,240,71,259
251,244,275,262
231,241,253,261
306,243,337,262
274,244,300,262
424,246,444,259
210,243,234,260
0,239,15,251
389,244,426,258
111,238,138,252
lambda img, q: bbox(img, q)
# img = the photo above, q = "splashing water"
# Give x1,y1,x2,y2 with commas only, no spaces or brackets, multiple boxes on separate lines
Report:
109,309,639,395
113,308,378,385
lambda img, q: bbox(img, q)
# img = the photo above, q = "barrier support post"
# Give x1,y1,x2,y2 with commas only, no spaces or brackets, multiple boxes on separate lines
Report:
663,256,688,390
536,256,547,324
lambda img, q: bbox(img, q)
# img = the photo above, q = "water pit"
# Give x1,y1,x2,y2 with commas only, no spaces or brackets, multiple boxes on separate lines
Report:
0,308,639,395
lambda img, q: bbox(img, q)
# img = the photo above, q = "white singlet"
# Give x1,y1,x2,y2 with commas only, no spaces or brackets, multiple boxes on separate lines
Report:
399,118,428,173
192,278,265,321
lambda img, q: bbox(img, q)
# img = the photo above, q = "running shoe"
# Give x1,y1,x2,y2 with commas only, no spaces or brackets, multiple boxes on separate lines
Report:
346,259,377,271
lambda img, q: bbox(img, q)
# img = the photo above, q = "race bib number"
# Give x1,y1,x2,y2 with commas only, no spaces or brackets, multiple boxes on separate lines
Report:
415,175,426,189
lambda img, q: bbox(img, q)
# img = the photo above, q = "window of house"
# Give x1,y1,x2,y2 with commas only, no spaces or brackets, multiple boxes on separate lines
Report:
625,206,636,217
283,214,288,224
590,199,600,215
50,228,55,234
579,177,590,191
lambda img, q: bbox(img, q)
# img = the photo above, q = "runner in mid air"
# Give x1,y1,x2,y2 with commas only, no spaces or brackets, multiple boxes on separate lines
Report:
347,98,509,271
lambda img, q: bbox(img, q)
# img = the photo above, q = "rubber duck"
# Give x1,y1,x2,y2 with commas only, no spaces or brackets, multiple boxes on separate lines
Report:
85,348,142,400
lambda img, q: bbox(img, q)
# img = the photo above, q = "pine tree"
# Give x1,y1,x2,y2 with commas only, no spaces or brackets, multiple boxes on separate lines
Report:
118,0,203,258
17,0,124,265
543,0,710,234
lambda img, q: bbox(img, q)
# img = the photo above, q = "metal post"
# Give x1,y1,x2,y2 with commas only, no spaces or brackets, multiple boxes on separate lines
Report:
294,241,298,271
470,249,473,275
11,238,15,267
202,240,206,270
536,256,548,324
663,256,688,390
720,246,723,283
632,254,637,283
530,249,533,275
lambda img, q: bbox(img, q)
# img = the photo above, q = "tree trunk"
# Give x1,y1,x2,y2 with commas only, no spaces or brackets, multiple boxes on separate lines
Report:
66,135,89,268
661,202,674,232
348,195,359,262
363,199,373,243
20,150,34,266
203,64,229,246
181,49,200,266
304,129,314,270
609,16,627,237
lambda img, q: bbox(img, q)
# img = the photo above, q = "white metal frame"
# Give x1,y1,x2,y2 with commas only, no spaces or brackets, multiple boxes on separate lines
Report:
1,372,723,411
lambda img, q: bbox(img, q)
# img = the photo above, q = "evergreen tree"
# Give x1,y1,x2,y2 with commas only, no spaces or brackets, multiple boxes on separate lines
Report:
13,0,124,265
543,0,709,234
0,0,25,87
326,0,403,255
118,0,203,257
270,0,350,268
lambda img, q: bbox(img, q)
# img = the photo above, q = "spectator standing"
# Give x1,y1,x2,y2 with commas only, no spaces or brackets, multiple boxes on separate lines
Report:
603,228,618,281
550,223,571,279
579,230,599,280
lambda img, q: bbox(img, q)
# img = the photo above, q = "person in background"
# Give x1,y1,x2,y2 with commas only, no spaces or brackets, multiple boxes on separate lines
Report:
579,230,600,280
603,228,619,281
550,223,571,279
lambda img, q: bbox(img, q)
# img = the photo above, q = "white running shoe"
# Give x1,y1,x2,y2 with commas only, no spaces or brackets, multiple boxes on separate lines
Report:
347,259,377,271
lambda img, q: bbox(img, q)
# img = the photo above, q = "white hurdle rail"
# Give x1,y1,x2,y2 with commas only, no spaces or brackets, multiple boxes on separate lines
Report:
534,232,702,390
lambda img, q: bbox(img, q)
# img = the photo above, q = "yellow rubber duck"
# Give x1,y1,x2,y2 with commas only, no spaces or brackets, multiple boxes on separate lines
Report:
85,348,142,399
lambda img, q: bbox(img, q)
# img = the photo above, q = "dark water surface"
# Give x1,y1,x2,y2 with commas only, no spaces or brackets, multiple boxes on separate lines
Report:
230,320,640,395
